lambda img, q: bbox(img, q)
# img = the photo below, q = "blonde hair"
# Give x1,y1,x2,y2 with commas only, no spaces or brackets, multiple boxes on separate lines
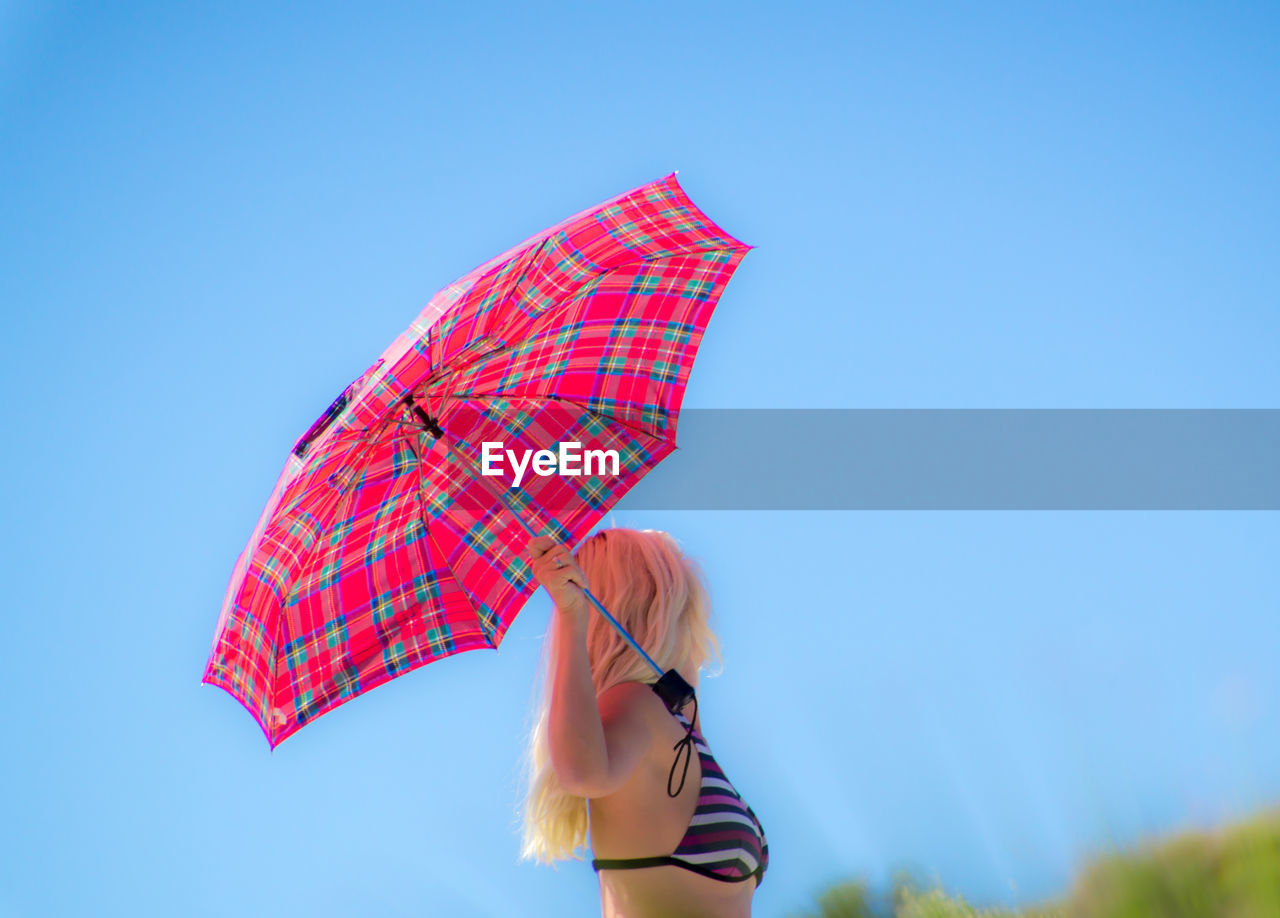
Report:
518,528,722,865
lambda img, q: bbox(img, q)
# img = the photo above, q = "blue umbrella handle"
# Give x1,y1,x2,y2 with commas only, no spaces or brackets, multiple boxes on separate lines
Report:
434,428,694,712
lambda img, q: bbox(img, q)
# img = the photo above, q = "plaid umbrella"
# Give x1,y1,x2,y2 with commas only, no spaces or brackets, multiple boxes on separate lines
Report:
201,173,752,750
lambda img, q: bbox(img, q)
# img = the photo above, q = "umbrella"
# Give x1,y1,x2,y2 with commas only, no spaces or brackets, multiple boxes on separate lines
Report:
201,172,752,750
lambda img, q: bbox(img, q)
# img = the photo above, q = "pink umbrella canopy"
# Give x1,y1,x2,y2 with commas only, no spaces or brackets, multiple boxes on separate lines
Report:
201,173,752,749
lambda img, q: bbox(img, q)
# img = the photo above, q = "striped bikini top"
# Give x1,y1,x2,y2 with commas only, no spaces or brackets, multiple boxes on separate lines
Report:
591,707,769,886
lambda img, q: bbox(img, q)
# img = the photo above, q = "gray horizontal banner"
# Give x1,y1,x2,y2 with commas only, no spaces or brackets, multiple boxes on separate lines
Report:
611,410,1280,509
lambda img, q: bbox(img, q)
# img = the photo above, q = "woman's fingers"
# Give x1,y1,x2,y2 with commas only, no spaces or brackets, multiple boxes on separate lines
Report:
526,538,582,578
532,542,573,570
548,558,587,590
528,543,588,589
526,534,557,559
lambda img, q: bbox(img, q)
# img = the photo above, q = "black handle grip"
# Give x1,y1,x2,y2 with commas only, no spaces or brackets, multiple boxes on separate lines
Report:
651,668,695,714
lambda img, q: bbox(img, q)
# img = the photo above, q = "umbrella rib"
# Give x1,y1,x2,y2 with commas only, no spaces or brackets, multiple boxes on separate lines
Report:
441,391,671,452
407,236,554,388
406,425,500,648
426,524,498,649
419,242,742,389
268,432,377,522
267,455,371,722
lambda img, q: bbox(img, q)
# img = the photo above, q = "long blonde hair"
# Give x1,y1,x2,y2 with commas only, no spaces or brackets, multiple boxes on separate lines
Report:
518,528,722,864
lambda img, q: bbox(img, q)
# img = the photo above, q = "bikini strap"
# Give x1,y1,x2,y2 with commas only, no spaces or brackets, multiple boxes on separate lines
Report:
666,693,698,798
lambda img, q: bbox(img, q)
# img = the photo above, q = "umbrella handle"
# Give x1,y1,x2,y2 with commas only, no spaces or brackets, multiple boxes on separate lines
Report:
651,667,696,715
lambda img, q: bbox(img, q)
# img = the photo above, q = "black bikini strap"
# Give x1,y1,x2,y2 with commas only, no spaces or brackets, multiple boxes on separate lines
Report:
666,693,698,798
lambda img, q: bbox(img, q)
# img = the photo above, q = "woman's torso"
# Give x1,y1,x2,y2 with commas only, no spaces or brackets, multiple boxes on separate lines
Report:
588,685,765,918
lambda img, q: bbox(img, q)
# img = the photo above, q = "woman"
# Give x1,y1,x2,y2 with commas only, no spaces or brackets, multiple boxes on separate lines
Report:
520,529,769,918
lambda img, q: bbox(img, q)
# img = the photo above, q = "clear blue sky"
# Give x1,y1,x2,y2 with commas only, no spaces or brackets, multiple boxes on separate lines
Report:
3,2,1278,916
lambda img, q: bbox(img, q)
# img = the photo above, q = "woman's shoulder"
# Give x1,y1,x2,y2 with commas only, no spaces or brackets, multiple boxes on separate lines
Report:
597,680,671,729
597,679,660,710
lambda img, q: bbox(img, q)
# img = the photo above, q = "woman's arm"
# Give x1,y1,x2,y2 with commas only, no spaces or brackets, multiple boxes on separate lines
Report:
529,536,653,798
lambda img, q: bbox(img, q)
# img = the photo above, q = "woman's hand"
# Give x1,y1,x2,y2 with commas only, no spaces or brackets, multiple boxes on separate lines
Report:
526,535,590,621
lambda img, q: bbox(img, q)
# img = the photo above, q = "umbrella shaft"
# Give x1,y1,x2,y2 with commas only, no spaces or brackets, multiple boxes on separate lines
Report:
580,588,665,680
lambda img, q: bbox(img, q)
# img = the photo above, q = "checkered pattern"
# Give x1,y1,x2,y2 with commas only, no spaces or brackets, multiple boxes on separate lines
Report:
201,173,751,750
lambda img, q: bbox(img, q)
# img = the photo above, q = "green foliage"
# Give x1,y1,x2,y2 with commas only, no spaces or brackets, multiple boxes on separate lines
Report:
895,887,1052,918
792,809,1280,918
1067,809,1280,918
787,880,877,918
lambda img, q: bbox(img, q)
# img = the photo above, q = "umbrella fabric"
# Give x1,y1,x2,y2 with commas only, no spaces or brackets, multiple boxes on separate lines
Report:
202,173,751,749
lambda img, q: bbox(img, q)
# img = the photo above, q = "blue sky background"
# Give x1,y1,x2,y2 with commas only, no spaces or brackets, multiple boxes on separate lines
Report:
3,2,1278,916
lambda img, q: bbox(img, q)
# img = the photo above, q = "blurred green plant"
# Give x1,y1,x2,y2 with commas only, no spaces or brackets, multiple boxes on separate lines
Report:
789,808,1280,918
785,879,877,918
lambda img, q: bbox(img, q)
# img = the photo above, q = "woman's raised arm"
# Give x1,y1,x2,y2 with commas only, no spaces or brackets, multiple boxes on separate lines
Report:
528,535,652,798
